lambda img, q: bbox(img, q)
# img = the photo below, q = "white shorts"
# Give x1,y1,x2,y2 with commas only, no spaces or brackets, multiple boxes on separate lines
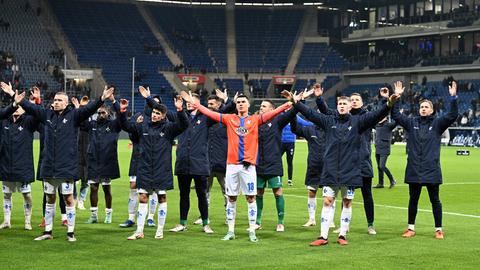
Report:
137,188,166,195
306,185,320,191
225,164,257,196
44,179,74,195
88,179,111,185
129,176,136,183
322,186,354,200
2,182,31,194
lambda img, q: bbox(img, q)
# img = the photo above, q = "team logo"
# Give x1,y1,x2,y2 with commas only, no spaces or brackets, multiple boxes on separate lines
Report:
267,123,272,127
63,119,68,124
106,127,111,132
331,125,337,129
4,126,8,130
235,127,249,136
247,120,251,125
196,120,201,125
159,132,165,137
18,126,23,131
348,126,352,131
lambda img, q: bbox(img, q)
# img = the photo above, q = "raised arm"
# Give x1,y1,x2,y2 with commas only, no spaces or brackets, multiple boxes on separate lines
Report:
275,107,297,129
19,94,47,123
168,95,188,136
293,102,329,129
436,82,459,133
181,91,223,123
358,104,390,133
116,99,139,134
74,86,112,124
390,81,411,130
260,102,292,125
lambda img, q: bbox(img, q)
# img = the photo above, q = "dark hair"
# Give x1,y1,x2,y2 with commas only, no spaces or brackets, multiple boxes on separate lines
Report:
236,94,249,101
152,95,162,104
152,103,167,114
262,99,276,108
207,95,221,102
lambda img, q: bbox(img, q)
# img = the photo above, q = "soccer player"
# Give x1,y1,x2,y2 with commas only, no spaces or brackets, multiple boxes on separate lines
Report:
193,90,236,225
118,94,188,240
289,91,326,227
167,90,213,234
119,92,167,228
284,90,398,246
181,91,292,242
315,84,383,235
0,84,28,230
373,106,397,189
83,96,122,224
19,86,114,242
255,100,296,232
391,81,458,239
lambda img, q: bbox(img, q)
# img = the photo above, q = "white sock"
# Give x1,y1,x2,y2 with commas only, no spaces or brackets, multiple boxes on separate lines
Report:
320,204,333,239
136,203,148,233
226,201,236,233
128,189,138,221
23,194,32,224
307,197,316,221
247,201,257,232
105,208,112,215
45,203,55,232
3,197,12,224
148,193,158,220
90,207,98,219
157,202,167,230
66,206,76,233
339,206,352,237
435,227,442,232
408,224,415,231
61,213,67,221
330,200,336,227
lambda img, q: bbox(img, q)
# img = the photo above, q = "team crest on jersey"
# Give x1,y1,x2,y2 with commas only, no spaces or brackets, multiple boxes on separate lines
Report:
106,127,111,132
159,132,165,137
63,118,68,124
267,123,272,127
235,127,249,136
18,126,23,131
196,120,201,125
348,126,352,131
247,120,251,125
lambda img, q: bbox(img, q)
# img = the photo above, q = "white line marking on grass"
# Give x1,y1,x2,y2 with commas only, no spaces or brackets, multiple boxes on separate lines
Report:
284,182,480,190
283,194,480,219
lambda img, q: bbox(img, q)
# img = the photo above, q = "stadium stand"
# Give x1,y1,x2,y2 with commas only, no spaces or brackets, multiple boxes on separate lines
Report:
148,5,227,73
236,8,304,73
295,43,349,73
0,0,62,95
49,0,175,110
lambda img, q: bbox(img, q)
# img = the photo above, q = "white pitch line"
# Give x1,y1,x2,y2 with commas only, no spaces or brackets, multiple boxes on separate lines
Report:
283,194,480,219
284,182,480,190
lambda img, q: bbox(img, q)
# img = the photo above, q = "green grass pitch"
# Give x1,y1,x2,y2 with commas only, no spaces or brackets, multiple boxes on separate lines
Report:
0,140,479,270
